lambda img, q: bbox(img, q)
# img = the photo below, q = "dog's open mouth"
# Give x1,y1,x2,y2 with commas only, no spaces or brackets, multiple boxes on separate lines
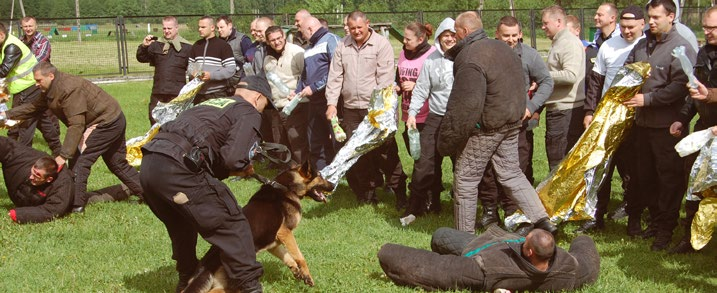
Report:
310,189,328,203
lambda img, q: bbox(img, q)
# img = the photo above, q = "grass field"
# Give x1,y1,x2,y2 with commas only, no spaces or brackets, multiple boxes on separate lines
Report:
1,81,717,292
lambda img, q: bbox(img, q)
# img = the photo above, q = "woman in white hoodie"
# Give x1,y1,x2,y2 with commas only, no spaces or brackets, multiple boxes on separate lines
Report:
401,18,457,221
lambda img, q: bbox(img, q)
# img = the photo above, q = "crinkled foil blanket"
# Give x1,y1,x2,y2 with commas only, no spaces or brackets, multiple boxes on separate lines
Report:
319,85,398,190
675,128,717,250
506,62,650,229
126,78,204,166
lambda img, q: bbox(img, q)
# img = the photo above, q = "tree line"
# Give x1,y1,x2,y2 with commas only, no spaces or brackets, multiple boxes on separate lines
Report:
0,0,673,20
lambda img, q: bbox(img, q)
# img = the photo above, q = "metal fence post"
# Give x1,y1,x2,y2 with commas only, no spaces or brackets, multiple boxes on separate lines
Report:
114,16,129,76
530,9,536,49
579,8,585,41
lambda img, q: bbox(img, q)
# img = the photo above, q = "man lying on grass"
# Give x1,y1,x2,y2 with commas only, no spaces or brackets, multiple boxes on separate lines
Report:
0,136,73,223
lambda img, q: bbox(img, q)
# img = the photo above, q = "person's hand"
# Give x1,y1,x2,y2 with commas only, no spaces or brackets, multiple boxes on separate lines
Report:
299,86,313,97
287,92,295,101
689,80,709,101
200,71,211,81
583,114,593,129
623,93,645,107
529,81,538,91
142,35,155,47
669,121,684,137
711,125,717,136
531,112,540,121
55,156,66,168
406,116,417,130
523,108,531,120
401,81,416,92
326,105,337,120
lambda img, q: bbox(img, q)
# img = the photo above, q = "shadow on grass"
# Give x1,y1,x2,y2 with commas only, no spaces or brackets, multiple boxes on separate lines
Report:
123,264,177,292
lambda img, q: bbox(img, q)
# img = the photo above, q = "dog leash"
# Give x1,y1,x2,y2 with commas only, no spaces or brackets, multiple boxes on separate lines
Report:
251,173,289,192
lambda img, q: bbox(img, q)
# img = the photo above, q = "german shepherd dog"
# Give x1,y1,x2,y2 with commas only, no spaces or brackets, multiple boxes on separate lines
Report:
182,161,334,293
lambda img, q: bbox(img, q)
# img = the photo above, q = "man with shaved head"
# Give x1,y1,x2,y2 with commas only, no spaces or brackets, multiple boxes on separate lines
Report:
592,3,620,46
378,225,600,291
247,17,274,77
293,9,311,49
188,16,236,105
439,11,557,235
292,16,340,170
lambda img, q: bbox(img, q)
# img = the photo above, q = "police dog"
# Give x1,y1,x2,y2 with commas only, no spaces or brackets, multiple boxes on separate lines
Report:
182,161,333,293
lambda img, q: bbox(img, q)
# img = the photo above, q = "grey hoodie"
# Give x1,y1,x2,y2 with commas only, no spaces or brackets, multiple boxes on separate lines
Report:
408,18,455,116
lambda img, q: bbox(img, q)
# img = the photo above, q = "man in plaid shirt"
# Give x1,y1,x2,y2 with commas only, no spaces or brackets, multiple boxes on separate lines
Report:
21,16,51,63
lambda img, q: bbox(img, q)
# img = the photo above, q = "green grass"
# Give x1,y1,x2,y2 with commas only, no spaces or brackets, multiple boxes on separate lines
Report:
1,81,717,292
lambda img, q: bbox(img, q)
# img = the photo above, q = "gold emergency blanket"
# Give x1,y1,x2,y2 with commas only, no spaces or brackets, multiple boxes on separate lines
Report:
319,85,398,189
674,128,717,250
538,62,650,223
125,78,204,166
506,62,650,227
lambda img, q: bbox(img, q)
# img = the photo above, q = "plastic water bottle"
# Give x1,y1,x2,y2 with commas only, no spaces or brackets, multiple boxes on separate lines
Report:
331,116,346,142
407,128,421,160
281,93,303,117
266,71,290,97
400,214,416,226
243,63,255,76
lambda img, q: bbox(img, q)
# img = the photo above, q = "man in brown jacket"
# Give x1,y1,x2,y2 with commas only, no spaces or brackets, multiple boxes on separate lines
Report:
4,61,143,213
325,10,406,205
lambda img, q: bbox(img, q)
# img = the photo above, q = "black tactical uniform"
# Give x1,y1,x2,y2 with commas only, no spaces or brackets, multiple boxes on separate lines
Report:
140,96,264,292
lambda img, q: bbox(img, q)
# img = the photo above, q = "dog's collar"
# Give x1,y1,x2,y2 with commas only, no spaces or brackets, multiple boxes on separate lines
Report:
252,173,289,192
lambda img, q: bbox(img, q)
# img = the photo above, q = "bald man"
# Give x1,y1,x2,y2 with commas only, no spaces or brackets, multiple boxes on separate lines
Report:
188,16,236,105
247,17,274,77
293,17,341,170
293,9,311,49
378,225,600,291
439,11,557,234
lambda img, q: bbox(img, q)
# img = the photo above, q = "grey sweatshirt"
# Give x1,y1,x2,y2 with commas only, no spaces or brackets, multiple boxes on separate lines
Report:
409,18,455,117
515,43,553,113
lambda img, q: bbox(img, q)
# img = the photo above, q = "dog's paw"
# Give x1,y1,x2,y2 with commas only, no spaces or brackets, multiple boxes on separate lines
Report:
302,274,315,287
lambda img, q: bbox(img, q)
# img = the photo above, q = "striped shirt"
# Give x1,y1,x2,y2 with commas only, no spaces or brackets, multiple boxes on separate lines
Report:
188,37,236,95
23,32,51,63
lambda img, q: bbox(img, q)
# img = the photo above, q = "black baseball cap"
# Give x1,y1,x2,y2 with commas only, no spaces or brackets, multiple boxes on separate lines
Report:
621,5,645,20
238,75,273,99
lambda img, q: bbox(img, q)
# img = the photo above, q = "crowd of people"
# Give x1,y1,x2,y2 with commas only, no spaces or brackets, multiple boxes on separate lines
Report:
0,0,716,291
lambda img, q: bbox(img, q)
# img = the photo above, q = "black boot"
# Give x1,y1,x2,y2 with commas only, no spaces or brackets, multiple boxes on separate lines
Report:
627,215,642,237
428,190,442,214
576,217,605,234
477,204,499,229
669,200,699,254
651,230,672,252
534,217,558,236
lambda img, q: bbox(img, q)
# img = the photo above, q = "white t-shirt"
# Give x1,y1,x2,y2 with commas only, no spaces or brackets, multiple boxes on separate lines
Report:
592,34,646,95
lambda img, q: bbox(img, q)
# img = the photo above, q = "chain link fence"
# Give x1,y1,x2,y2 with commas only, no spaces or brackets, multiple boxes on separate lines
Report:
0,7,709,79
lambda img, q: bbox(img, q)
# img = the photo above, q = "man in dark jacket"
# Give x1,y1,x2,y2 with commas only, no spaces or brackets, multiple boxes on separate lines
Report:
139,76,269,293
378,225,600,291
1,136,73,224
667,5,717,254
4,61,143,214
623,0,696,251
477,16,555,232
137,16,192,126
438,11,557,234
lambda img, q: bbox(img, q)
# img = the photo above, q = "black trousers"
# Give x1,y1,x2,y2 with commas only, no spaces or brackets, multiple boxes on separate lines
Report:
407,113,448,209
148,93,176,126
342,108,406,198
545,107,585,171
140,152,263,287
627,126,686,236
8,85,62,156
594,132,635,219
70,113,142,207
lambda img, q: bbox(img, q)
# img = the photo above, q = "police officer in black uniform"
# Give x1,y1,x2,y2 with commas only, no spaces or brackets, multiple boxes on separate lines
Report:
139,76,271,292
